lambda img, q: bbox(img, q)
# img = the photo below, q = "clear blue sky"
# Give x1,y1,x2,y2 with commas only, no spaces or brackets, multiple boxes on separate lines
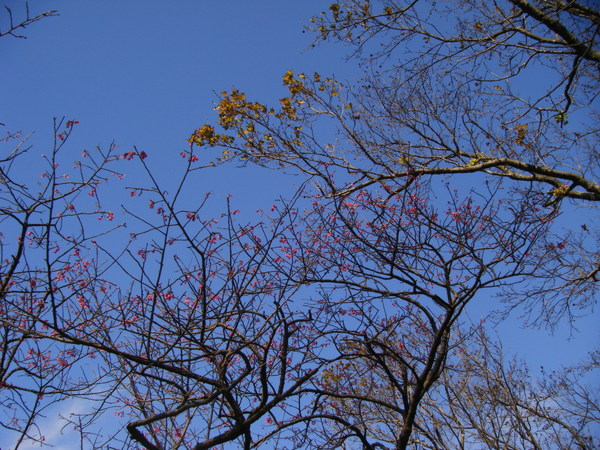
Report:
1,1,598,447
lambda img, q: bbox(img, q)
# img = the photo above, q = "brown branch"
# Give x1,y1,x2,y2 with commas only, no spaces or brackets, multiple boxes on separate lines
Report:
0,3,58,39
508,0,600,62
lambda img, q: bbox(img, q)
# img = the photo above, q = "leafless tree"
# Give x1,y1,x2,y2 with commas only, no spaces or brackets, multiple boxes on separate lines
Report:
0,2,57,39
417,327,599,449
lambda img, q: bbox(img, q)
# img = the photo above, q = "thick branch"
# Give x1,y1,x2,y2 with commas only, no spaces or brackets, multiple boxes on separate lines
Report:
508,0,600,62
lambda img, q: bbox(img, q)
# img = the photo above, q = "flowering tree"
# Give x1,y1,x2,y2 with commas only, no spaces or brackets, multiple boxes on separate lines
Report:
264,180,590,448
190,0,599,327
2,122,598,447
0,120,118,446
2,1,599,449
183,0,599,446
0,125,326,448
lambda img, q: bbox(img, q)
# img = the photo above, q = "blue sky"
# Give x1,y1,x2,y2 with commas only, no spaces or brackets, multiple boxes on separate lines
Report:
2,1,353,207
2,1,598,447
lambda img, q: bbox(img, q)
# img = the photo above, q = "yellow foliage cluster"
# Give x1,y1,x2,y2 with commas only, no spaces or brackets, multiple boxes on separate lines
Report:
514,123,532,149
189,70,347,159
278,97,298,120
329,3,341,21
320,361,352,387
189,90,273,153
551,184,570,197
282,69,307,96
216,89,268,130
188,124,233,147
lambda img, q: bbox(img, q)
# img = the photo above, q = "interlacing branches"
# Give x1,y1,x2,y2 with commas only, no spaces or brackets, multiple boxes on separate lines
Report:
1,1,599,448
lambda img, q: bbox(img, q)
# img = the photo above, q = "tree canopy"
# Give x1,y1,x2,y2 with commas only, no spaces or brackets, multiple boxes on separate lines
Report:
2,1,599,448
